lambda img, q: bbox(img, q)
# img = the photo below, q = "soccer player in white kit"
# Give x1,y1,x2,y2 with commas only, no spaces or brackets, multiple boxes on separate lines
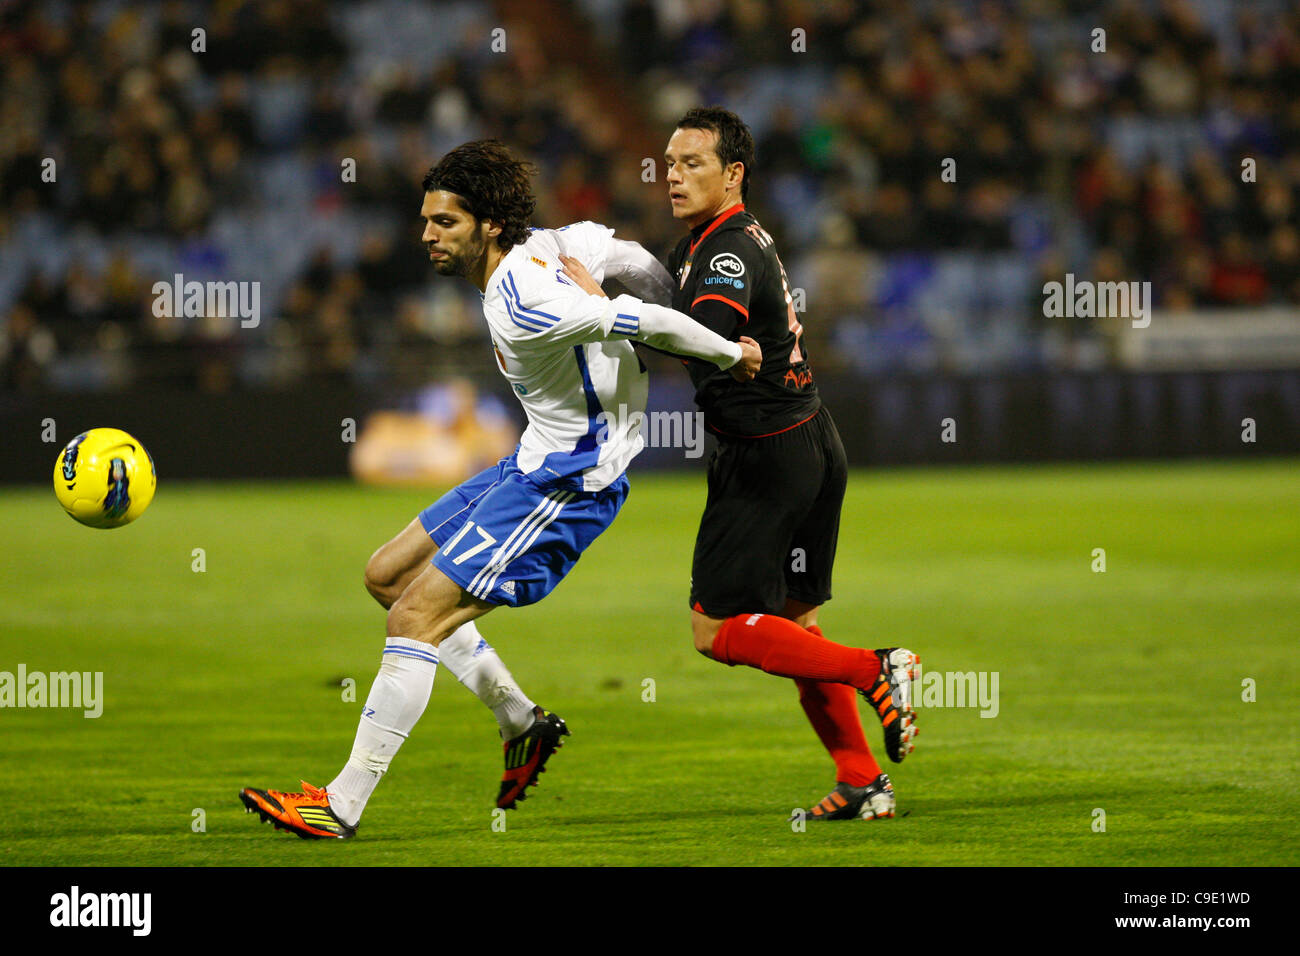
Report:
240,140,760,838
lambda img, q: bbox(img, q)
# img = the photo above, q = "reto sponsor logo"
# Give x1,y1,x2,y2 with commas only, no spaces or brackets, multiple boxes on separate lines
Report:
709,253,745,278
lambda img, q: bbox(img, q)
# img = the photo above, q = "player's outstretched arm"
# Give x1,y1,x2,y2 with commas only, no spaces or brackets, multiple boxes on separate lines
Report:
558,254,760,380
640,305,761,381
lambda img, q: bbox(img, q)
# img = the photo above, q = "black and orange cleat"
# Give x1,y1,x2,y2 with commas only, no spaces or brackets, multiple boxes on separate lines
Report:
239,781,356,840
798,774,896,822
497,707,570,810
862,648,919,763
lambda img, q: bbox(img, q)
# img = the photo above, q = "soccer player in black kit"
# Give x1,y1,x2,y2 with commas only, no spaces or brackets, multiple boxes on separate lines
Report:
567,107,921,821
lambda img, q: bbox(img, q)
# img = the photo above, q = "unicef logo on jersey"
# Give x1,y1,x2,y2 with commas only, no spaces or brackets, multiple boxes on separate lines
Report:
709,253,745,279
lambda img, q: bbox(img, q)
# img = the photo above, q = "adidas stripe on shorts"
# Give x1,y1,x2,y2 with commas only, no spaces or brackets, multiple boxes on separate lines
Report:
418,454,629,607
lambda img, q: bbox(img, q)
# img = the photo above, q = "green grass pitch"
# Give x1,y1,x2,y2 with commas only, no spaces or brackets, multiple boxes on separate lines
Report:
1,460,1297,866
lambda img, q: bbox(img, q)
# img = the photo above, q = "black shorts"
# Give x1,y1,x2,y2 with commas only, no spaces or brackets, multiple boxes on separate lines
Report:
690,408,848,617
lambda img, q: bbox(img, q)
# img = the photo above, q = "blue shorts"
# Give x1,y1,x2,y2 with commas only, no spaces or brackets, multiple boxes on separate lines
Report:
418,456,629,607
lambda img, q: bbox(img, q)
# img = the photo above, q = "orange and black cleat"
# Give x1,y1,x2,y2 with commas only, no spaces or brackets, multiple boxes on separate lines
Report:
863,648,919,763
799,774,896,822
239,781,356,840
497,707,570,809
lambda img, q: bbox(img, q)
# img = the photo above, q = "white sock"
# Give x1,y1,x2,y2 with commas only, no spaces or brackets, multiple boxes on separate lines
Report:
437,621,537,739
327,636,438,827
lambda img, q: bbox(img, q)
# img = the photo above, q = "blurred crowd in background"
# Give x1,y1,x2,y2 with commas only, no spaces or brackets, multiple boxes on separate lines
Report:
2,0,1298,393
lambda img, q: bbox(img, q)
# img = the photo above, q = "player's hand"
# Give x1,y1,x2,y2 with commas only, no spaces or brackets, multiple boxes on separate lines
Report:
559,254,606,298
730,336,761,382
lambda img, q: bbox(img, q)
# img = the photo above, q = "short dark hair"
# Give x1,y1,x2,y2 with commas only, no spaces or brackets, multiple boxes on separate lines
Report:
421,140,537,251
675,106,754,201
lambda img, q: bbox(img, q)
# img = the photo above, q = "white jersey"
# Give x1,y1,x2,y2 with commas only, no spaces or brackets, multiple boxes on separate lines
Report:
481,222,651,493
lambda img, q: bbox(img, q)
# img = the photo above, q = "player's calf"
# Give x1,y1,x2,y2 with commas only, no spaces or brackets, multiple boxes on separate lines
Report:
387,564,492,647
702,610,882,691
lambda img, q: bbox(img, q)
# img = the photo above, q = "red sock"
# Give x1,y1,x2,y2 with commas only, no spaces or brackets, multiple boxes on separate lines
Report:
796,625,881,786
711,613,880,688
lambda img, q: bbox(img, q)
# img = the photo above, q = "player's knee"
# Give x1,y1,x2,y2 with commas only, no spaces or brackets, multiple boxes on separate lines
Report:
691,616,719,656
364,551,400,606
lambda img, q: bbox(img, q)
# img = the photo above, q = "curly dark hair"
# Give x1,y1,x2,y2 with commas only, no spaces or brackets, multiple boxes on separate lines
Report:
421,140,537,251
676,107,754,201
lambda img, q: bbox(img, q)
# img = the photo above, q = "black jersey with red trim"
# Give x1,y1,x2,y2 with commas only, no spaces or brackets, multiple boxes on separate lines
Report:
667,203,820,437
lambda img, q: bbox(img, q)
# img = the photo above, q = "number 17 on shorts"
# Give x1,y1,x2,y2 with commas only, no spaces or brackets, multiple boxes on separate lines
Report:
419,458,629,608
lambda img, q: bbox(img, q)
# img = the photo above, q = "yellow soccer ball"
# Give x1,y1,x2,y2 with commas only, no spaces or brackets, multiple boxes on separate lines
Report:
53,427,157,528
